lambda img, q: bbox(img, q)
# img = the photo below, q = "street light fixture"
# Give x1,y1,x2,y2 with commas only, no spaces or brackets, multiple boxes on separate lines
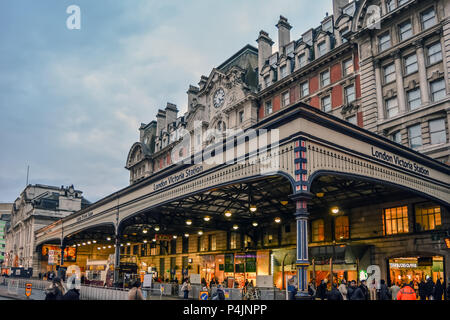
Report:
154,226,160,231
126,242,131,246
232,224,239,230
143,229,148,234
143,240,148,243
87,241,91,245
152,239,156,242
198,231,203,235
252,222,258,227
173,235,178,239
204,216,211,221
186,219,192,225
225,211,232,217
184,233,189,238
249,205,257,213
106,237,111,241
274,217,281,223
331,207,340,215
92,240,96,243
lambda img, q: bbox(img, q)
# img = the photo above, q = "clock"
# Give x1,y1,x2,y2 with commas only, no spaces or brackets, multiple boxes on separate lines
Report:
213,88,225,108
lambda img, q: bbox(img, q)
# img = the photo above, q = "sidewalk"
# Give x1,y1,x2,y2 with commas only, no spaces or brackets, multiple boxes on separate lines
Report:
0,284,46,300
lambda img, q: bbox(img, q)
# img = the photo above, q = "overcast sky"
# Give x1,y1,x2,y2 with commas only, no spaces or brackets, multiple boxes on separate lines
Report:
0,0,332,203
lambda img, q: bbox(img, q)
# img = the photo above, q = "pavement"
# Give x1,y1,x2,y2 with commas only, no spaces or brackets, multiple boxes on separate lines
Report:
0,284,46,300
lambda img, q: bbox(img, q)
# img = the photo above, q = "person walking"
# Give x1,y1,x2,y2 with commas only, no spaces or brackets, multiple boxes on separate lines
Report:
378,280,391,300
327,284,343,301
397,282,417,300
128,280,144,300
338,279,348,300
368,279,377,300
214,284,226,300
433,279,443,301
317,279,328,300
181,279,192,299
308,281,316,298
347,280,357,300
389,282,401,300
62,278,80,300
425,276,435,300
350,280,369,300
45,277,65,300
418,279,427,300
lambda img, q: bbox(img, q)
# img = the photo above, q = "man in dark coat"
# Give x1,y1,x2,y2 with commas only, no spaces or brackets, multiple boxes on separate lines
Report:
425,277,435,300
347,280,357,300
433,279,444,300
317,280,328,300
350,280,369,300
379,279,391,300
63,278,80,300
418,279,427,300
327,284,343,301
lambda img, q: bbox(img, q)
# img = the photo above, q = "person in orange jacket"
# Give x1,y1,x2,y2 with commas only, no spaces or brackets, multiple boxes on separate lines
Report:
397,282,417,300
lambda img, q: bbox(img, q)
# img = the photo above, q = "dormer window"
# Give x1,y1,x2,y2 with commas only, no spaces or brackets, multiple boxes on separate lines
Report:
322,19,333,33
318,41,327,57
286,43,294,56
303,31,313,46
298,53,307,68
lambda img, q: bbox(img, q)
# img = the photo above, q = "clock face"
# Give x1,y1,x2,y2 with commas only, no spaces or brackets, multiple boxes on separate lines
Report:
213,88,225,108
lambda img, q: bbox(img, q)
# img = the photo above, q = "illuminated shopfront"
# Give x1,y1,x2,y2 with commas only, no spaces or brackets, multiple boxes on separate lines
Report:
388,256,445,286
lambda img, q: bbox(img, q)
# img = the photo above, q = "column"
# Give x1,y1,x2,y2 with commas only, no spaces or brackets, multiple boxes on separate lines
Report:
114,235,121,284
415,41,430,105
374,59,385,121
394,51,407,114
289,192,313,299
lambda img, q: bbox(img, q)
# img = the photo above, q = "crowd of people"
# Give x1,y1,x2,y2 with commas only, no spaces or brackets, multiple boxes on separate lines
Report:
303,277,450,300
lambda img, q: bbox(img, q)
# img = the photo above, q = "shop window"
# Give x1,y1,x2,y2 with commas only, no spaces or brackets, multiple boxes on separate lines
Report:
133,245,139,255
429,118,446,145
284,224,291,233
312,219,325,242
200,236,208,252
140,244,147,257
415,204,442,231
335,216,349,240
383,206,409,235
126,246,131,255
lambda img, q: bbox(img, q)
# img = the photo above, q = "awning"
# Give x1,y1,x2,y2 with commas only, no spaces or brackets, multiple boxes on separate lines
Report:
309,245,370,265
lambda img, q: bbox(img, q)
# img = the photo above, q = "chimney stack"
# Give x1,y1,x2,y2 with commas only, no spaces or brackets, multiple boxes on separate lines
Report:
256,30,274,85
276,16,292,50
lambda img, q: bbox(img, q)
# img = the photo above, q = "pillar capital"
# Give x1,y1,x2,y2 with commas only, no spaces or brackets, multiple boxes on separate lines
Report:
289,191,314,202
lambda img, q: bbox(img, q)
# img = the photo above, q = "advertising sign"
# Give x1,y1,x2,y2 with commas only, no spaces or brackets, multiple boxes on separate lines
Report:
190,273,201,284
143,274,153,288
42,245,77,262
48,250,59,265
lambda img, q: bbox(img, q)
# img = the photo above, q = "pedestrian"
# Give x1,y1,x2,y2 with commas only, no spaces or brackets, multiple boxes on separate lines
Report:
425,276,435,300
389,282,400,300
317,279,328,300
350,280,369,300
397,282,416,300
128,280,144,300
209,278,216,288
308,281,316,298
62,278,80,300
418,279,427,300
181,279,192,299
369,278,377,300
338,279,348,300
327,283,343,301
212,284,225,300
45,277,65,300
379,279,391,300
347,280,357,300
433,279,443,301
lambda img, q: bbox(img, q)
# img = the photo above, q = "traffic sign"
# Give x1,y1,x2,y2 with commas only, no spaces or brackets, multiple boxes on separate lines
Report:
199,291,208,300
25,283,32,298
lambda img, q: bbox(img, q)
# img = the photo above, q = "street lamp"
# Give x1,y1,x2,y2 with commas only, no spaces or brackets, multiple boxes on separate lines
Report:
143,240,147,243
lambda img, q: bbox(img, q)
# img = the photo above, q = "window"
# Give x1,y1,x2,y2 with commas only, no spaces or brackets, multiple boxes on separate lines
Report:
379,33,391,52
421,7,436,30
429,118,446,145
282,91,290,107
404,54,418,75
182,236,189,253
345,85,356,103
298,53,307,68
399,20,413,41
430,79,446,102
407,88,421,110
238,111,244,124
415,204,441,231
386,0,396,12
335,216,349,240
320,70,330,87
340,28,349,44
398,0,409,5
318,41,327,57
383,63,396,83
321,96,331,112
383,206,409,235
385,97,399,118
230,232,238,249
170,239,177,254
300,82,309,97
312,219,325,242
280,65,288,78
391,131,402,144
265,100,273,115
408,124,422,149
209,234,216,251
343,58,354,76
264,75,270,88
323,19,333,33
347,115,357,125
200,236,208,252
427,42,442,65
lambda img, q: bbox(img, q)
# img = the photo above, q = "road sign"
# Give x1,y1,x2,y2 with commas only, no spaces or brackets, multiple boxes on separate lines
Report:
25,283,32,297
199,291,208,300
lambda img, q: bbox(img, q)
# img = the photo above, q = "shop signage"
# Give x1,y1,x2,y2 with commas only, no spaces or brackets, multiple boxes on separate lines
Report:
370,147,430,176
199,291,209,300
155,234,172,241
48,250,59,265
42,245,77,262
190,273,201,284
445,238,450,249
389,263,417,268
153,165,204,191
76,211,93,223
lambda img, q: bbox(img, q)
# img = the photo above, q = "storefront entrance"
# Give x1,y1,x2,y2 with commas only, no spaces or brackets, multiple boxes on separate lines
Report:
388,256,445,287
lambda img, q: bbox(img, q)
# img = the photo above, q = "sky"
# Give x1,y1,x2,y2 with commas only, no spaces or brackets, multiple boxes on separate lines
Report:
0,0,333,203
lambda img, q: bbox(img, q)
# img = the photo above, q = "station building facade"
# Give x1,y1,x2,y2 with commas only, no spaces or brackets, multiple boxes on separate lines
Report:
32,0,450,294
